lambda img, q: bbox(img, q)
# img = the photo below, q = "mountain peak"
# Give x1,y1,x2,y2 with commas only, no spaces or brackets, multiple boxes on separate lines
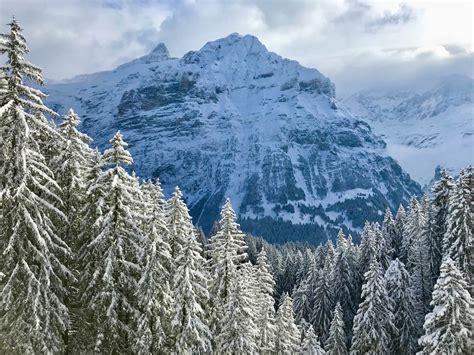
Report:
145,42,170,61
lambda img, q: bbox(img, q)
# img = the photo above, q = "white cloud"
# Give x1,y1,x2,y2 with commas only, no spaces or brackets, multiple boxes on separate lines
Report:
0,0,471,95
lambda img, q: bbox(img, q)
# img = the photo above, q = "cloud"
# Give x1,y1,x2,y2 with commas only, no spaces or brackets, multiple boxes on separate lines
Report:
0,0,471,96
366,3,415,30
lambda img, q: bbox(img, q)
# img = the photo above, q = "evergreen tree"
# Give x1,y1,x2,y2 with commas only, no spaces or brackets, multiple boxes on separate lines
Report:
206,199,248,337
169,187,212,353
0,17,70,353
394,205,407,260
134,180,173,354
301,324,326,355
275,293,300,354
310,259,334,345
77,132,142,353
326,303,348,355
382,208,397,259
331,231,356,339
215,262,258,354
405,197,432,331
51,109,92,250
430,169,455,279
444,179,472,286
384,259,417,355
255,248,277,352
418,258,473,354
350,258,393,355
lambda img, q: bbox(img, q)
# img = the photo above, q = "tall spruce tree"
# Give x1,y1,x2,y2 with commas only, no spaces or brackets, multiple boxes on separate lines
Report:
206,199,248,338
301,324,326,355
0,17,70,353
444,178,472,287
310,259,334,345
394,205,407,260
255,248,277,352
215,262,258,354
350,258,394,355
332,230,356,339
275,293,300,354
430,170,455,279
418,258,473,354
76,132,142,353
326,303,348,355
134,180,173,354
384,259,417,355
169,189,212,353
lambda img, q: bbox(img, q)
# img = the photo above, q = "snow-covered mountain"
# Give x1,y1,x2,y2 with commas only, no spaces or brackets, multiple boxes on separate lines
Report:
45,33,420,244
342,74,473,187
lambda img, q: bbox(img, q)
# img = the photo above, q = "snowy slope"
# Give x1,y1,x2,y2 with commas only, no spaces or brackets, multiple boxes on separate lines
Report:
45,33,420,244
342,75,474,186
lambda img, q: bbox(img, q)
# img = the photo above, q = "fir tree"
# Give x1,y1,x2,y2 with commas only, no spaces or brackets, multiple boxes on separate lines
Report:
310,259,333,345
394,205,407,260
301,324,326,355
382,208,397,259
275,293,300,354
430,169,455,279
255,248,277,352
350,258,394,355
134,180,173,354
0,17,70,353
418,258,473,354
77,132,142,353
384,259,417,355
331,230,356,339
215,262,258,354
326,303,348,355
51,109,93,250
444,179,472,286
206,199,248,337
169,190,212,353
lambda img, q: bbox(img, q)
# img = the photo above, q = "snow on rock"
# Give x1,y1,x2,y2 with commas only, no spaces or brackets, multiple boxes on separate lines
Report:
342,74,474,187
44,33,421,244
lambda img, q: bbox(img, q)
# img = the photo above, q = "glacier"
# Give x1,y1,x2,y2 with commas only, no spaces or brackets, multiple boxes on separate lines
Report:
45,33,421,244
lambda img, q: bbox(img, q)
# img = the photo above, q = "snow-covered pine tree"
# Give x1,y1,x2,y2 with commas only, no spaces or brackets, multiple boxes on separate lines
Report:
275,293,301,354
373,222,390,269
51,109,92,233
169,189,212,353
76,132,142,353
215,262,258,354
394,205,407,260
384,259,417,355
134,180,173,354
405,197,433,332
418,257,473,354
310,259,334,346
430,169,455,279
0,17,70,353
326,303,348,355
382,208,397,259
444,175,472,286
255,247,277,352
300,324,326,355
206,199,248,337
332,230,356,340
358,222,377,277
350,257,394,355
293,274,313,323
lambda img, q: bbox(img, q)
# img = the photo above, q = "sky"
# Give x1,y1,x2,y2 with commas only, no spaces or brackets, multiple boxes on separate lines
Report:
0,0,472,96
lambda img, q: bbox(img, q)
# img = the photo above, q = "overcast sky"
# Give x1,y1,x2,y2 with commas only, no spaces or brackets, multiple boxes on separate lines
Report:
0,0,472,96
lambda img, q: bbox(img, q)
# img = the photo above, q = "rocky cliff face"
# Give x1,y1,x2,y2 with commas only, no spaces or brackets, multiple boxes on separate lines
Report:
45,33,421,244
